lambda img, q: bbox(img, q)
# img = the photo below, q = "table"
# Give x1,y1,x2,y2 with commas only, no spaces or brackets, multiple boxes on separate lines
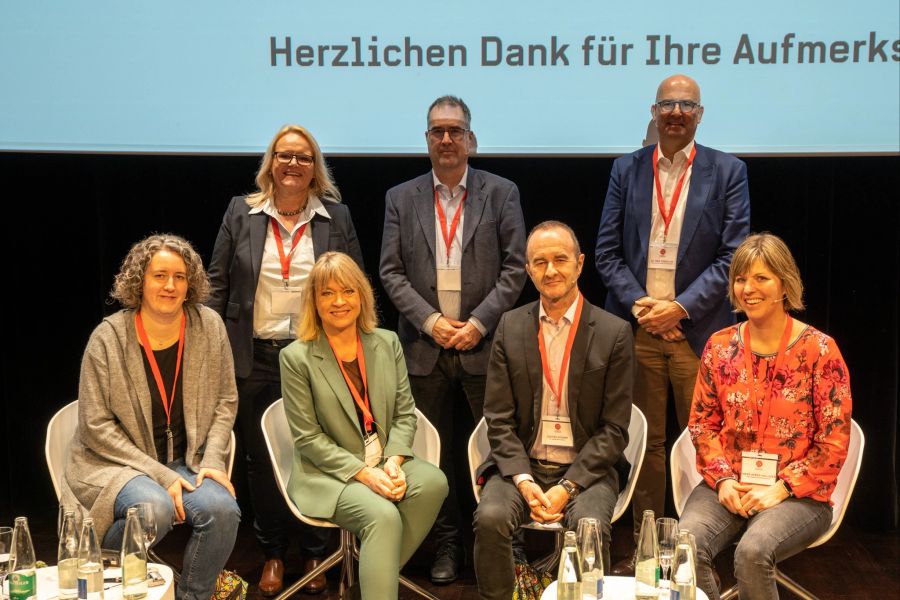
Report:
1,563,175,600
541,576,709,599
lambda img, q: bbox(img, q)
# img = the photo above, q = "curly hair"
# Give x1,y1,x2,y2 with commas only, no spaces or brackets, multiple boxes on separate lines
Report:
245,124,341,209
110,234,210,309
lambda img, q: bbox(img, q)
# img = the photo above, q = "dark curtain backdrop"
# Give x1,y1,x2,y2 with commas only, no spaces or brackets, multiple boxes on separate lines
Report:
1,153,896,530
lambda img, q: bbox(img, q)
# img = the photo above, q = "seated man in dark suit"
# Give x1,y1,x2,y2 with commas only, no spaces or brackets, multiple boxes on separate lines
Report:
473,221,634,600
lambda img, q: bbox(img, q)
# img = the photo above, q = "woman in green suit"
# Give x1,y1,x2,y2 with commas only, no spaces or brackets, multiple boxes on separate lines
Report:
280,252,448,598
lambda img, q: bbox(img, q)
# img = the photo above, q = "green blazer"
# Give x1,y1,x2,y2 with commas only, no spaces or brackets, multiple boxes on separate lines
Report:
279,328,417,519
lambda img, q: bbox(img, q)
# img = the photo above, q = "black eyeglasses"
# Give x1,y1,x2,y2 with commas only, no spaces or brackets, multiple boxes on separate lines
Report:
426,127,469,142
656,100,701,114
274,152,314,166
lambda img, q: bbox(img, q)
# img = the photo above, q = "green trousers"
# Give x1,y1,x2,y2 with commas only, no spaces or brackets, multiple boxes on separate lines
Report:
331,457,448,599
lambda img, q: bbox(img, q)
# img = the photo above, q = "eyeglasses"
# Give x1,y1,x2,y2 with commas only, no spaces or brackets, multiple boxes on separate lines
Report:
656,99,701,114
426,127,469,142
274,152,314,166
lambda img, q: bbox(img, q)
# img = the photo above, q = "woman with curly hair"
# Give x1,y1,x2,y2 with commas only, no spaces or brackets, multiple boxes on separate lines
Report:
62,234,240,600
679,232,853,600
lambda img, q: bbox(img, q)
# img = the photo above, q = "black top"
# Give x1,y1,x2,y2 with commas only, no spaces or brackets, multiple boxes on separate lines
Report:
141,342,186,463
341,358,373,434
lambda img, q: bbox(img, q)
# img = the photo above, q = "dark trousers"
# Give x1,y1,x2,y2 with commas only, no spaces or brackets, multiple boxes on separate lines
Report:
408,350,485,549
473,463,618,600
237,340,329,559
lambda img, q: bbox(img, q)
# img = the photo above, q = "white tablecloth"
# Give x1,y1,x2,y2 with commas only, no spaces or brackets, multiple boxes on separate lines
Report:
542,576,709,599
6,563,177,600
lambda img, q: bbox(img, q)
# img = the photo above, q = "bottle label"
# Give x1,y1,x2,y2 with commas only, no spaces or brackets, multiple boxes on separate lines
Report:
9,571,36,600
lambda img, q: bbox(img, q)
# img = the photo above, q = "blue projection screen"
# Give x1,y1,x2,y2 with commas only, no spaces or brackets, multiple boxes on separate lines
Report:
1,1,898,155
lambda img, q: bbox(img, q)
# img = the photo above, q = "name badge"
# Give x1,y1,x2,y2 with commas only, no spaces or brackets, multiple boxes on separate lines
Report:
541,416,574,447
648,241,678,270
271,287,303,315
436,267,462,291
740,451,779,486
364,432,383,468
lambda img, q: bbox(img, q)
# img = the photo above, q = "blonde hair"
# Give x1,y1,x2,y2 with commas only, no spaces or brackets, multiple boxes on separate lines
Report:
245,124,341,209
298,252,377,341
110,234,209,309
729,232,805,312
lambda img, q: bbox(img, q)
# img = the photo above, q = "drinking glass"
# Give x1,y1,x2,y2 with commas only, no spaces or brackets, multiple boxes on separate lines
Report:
657,517,679,594
134,503,157,549
0,526,12,600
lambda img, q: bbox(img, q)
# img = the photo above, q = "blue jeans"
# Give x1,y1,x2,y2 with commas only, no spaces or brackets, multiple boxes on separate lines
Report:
103,460,241,600
679,483,832,600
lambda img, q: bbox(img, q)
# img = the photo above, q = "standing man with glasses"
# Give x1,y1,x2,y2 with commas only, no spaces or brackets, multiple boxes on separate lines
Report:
380,95,526,584
595,74,750,574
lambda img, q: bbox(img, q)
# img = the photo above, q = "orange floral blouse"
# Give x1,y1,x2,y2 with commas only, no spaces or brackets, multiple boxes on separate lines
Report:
689,323,852,504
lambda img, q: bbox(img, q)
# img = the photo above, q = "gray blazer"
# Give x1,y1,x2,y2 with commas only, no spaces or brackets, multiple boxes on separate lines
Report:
480,299,633,490
62,305,238,541
379,168,526,377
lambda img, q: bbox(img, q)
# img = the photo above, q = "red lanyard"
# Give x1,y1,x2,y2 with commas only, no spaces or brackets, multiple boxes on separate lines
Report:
537,294,584,411
742,315,793,445
434,188,467,261
652,144,696,241
135,312,186,435
270,217,308,285
328,333,375,433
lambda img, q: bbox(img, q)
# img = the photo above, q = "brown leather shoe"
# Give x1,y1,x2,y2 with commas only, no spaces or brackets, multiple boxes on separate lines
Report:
301,558,327,595
258,558,284,597
610,555,635,576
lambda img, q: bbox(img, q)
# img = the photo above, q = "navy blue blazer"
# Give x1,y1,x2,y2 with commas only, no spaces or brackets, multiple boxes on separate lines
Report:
207,195,364,379
594,144,751,356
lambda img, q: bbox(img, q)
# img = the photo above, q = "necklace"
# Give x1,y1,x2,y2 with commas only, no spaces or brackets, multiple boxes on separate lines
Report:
276,207,302,216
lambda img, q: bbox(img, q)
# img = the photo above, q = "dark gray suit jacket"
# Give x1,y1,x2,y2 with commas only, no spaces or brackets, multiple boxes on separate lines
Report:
207,195,364,379
480,298,633,490
379,168,526,377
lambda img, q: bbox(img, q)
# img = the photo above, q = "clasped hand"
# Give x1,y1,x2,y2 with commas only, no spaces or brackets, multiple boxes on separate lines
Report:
635,298,687,339
516,481,569,524
718,479,790,518
166,467,236,522
355,457,407,501
431,316,483,351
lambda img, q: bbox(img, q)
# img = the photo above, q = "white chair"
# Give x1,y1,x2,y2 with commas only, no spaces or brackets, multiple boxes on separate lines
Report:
261,398,440,600
467,404,648,572
670,420,865,600
45,400,237,580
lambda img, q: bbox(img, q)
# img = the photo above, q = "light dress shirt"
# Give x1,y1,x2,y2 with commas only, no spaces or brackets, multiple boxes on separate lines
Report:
513,294,580,486
423,167,487,337
251,195,330,339
633,140,695,319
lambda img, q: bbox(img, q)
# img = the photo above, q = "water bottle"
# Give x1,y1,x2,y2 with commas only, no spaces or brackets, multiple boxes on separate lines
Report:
76,518,103,600
121,508,148,600
557,530,582,600
670,531,696,600
577,518,603,599
634,510,660,600
8,517,37,600
58,511,81,600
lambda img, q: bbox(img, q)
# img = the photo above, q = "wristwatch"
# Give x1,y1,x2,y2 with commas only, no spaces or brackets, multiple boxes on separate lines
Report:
558,478,581,499
780,478,795,497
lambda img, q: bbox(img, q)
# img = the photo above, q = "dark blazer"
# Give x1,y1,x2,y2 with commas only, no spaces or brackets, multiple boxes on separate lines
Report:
594,143,751,356
280,329,416,519
207,195,364,378
379,168,526,377
480,298,634,490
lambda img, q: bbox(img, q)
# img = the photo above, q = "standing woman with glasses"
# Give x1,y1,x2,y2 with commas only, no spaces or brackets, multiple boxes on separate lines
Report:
207,124,364,596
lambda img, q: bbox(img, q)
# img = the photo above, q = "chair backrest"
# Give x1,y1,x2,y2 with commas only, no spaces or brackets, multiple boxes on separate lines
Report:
46,400,79,499
45,400,236,501
670,419,865,548
467,404,648,519
260,399,441,524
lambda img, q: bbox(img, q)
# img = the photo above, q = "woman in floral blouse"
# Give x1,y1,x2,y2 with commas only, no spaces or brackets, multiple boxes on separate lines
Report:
679,233,852,600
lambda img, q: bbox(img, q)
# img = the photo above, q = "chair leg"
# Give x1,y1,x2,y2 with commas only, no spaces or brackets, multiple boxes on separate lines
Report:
274,548,343,600
720,585,739,600
338,529,357,597
399,575,440,599
776,568,818,600
531,530,565,574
